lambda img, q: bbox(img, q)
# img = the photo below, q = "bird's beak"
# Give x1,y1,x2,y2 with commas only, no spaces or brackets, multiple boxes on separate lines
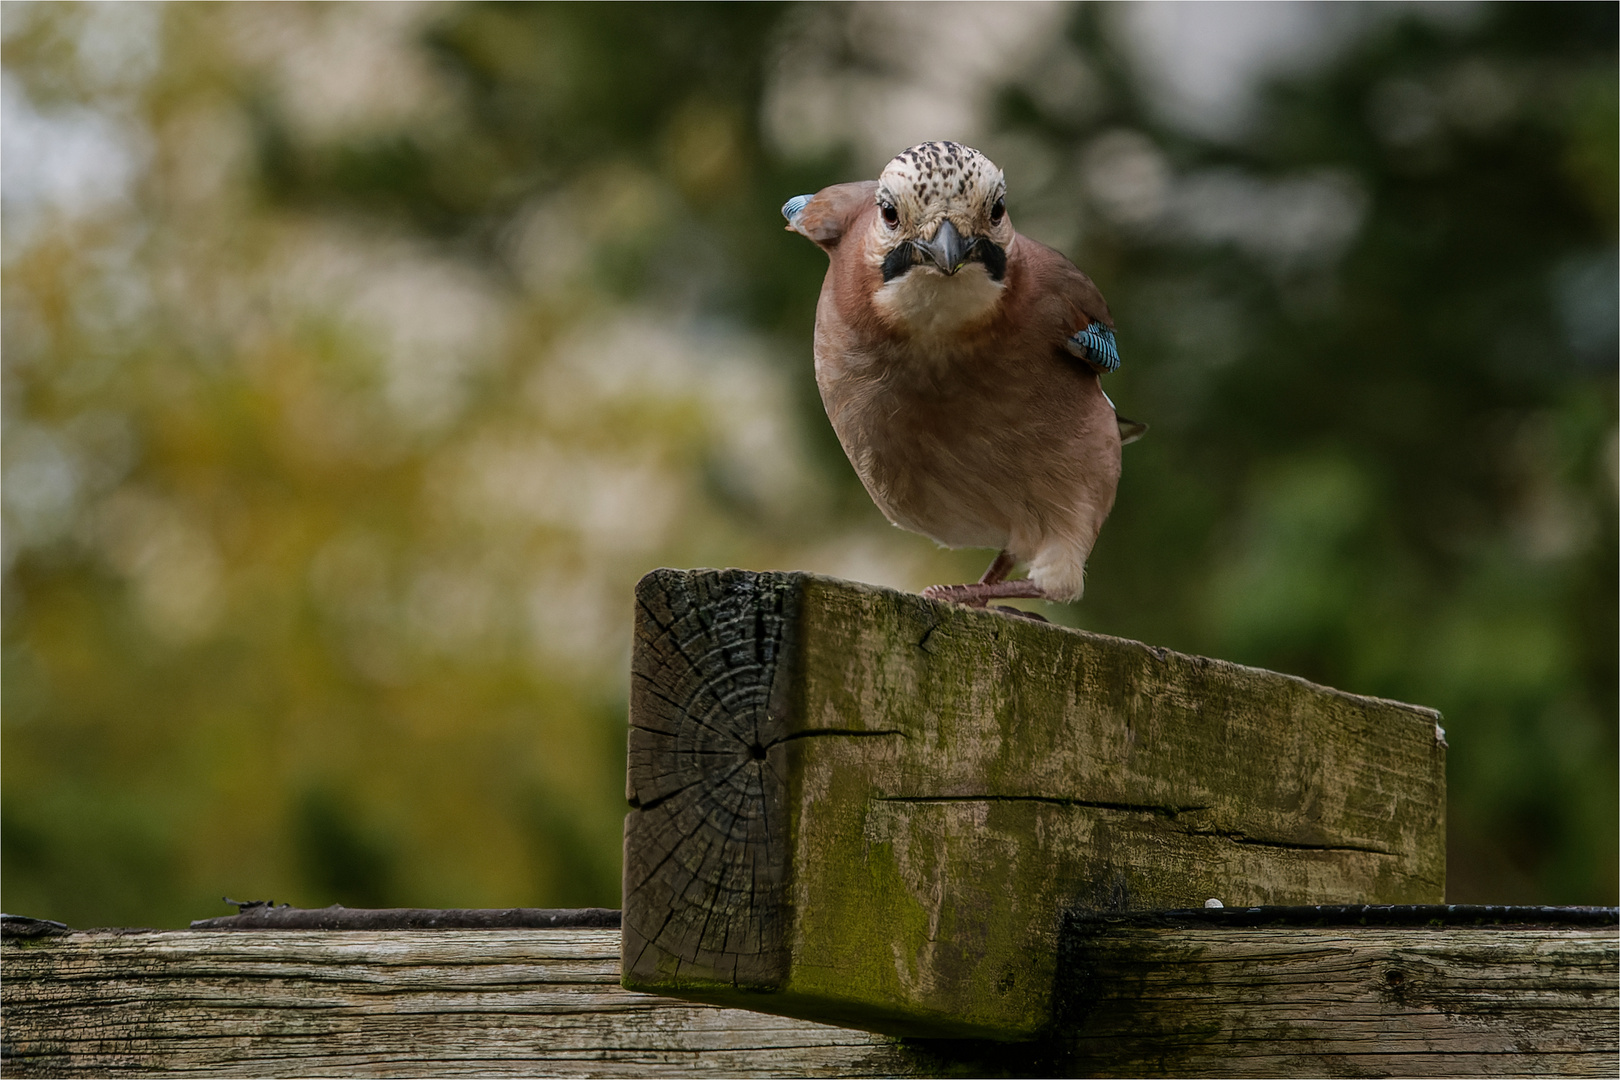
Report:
915,219,972,275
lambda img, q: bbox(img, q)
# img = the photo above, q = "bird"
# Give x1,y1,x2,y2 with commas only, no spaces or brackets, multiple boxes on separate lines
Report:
782,140,1143,610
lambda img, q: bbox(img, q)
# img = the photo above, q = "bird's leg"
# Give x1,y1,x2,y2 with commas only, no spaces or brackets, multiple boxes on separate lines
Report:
921,578,1049,606
921,550,1020,607
978,549,1015,586
977,550,1049,618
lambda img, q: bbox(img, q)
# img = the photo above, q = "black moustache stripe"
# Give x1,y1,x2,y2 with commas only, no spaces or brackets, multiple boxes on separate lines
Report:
880,239,1008,283
882,242,918,283
974,240,1007,282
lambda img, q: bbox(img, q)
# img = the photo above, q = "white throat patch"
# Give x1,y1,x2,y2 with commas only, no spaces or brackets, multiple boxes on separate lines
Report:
873,263,1004,337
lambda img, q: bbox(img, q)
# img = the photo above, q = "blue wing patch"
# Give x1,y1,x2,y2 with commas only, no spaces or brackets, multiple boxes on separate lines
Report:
1066,323,1120,373
781,194,812,223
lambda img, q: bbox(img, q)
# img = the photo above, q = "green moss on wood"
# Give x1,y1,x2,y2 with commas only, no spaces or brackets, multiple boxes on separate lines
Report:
624,569,1446,1039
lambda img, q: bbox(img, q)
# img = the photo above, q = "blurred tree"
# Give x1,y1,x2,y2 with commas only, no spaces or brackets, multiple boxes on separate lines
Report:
995,1,1617,902
3,1,1613,930
2,0,868,927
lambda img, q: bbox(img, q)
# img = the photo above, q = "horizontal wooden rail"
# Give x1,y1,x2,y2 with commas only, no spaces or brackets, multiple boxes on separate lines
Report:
186,903,622,931
2,913,1614,1077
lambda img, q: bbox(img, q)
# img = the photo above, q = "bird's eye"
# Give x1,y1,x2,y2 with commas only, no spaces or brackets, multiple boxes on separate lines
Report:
990,197,1005,223
881,203,899,227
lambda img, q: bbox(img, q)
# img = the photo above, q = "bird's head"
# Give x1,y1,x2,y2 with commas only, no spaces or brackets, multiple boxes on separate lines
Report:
872,141,1011,284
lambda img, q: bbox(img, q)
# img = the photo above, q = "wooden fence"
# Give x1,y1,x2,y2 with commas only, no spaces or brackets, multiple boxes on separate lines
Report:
3,907,1615,1078
4,570,1615,1077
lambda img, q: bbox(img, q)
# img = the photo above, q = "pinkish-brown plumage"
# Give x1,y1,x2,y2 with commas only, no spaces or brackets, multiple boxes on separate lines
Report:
785,142,1139,606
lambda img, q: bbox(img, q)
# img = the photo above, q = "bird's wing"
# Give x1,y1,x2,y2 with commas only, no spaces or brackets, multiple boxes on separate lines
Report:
783,181,878,248
1016,236,1122,374
1067,322,1120,374
1018,235,1145,442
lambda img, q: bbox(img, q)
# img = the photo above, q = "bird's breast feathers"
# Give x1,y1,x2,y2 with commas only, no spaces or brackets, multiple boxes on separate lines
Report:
869,259,1006,338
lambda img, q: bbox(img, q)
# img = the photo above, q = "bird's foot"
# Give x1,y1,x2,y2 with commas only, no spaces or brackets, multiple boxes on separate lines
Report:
922,583,984,606
922,579,1049,606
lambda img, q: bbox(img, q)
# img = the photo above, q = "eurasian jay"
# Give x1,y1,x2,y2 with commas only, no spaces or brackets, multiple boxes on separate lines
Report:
783,141,1143,609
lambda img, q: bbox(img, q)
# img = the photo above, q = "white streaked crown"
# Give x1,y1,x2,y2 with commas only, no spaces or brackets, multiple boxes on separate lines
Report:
876,141,1005,231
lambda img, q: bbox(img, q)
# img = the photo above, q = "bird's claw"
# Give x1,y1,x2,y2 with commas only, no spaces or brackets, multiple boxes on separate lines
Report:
922,583,1052,619
921,584,987,606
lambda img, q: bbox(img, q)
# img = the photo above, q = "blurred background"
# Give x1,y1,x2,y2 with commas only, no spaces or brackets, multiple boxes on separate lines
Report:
3,1,1614,928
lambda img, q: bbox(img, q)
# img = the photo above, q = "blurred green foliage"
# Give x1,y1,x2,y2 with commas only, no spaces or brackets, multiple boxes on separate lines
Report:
1045,3,1618,903
3,1,1614,928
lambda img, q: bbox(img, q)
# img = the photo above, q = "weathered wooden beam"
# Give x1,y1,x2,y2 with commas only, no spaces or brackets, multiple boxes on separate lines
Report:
187,903,621,930
0,927,902,1078
623,569,1448,1038
1041,911,1618,1079
2,918,1613,1078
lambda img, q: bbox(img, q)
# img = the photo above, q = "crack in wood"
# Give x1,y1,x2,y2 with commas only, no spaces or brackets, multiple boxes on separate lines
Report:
771,728,909,747
874,795,1210,818
1186,829,1396,856
871,798,1394,853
